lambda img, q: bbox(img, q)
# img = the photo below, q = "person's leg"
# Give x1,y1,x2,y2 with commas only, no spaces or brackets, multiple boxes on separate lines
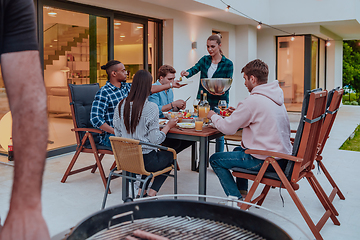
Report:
142,150,173,196
210,146,263,199
215,136,225,152
100,133,114,147
162,138,194,154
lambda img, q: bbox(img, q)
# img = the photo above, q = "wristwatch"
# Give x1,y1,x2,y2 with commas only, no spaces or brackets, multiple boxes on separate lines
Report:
170,82,173,89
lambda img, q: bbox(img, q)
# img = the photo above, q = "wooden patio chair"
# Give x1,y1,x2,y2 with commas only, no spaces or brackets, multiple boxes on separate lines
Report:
61,83,113,192
101,136,178,209
224,129,243,151
315,87,345,200
231,90,339,240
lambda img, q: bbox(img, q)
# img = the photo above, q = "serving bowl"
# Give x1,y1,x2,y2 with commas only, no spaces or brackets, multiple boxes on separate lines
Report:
200,78,233,95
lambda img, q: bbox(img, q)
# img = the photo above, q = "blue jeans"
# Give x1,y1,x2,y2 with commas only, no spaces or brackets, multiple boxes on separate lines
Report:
100,132,115,147
210,146,263,199
215,136,224,152
211,104,224,152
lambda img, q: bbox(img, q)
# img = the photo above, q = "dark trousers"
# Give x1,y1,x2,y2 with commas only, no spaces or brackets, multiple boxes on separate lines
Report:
140,150,173,192
162,138,194,153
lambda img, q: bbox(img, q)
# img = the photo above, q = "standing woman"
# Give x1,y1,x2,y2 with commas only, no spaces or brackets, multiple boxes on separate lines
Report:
181,34,233,152
113,70,178,197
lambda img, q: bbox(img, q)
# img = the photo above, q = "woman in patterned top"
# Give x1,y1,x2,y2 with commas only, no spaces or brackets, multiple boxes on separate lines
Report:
113,70,177,198
181,34,234,152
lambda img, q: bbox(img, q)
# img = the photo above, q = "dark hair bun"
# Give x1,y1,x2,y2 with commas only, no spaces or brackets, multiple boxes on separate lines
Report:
101,60,121,70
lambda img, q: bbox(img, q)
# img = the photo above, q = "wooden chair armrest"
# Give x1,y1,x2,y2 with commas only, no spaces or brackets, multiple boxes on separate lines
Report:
244,149,303,162
72,128,104,134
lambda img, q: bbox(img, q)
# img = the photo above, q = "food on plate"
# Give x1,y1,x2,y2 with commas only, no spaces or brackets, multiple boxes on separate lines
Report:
177,122,195,128
220,110,230,117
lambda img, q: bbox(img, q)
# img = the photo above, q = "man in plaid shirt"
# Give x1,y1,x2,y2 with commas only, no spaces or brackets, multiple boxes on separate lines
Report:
90,60,184,147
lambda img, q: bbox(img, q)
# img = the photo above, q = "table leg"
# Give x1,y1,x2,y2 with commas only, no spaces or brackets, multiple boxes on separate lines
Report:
198,137,209,201
191,141,197,171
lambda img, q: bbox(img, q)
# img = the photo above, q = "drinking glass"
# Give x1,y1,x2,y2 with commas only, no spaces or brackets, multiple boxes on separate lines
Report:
193,99,200,115
218,100,227,111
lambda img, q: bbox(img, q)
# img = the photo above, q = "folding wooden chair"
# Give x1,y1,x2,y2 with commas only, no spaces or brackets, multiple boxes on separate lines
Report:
101,136,178,209
231,90,339,240
316,87,345,200
61,84,113,192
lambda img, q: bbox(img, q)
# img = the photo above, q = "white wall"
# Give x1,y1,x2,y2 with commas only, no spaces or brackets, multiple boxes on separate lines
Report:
71,0,344,109
44,56,67,87
327,40,343,90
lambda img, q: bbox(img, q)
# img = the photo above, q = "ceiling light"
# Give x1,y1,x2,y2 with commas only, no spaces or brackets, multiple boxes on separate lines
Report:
120,35,125,38
326,39,331,47
53,39,58,42
137,26,143,29
48,11,57,17
291,34,295,41
114,22,121,26
225,5,230,12
257,22,262,30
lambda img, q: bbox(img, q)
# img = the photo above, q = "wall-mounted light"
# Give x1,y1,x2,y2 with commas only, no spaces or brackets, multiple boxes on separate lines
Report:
192,42,197,49
60,66,70,73
225,5,230,12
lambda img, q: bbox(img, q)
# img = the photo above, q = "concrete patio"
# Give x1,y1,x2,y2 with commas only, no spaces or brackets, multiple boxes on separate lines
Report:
1,105,359,239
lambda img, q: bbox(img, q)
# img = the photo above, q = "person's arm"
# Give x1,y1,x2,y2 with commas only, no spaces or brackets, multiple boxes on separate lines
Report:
90,91,114,134
0,51,50,239
99,123,115,134
210,101,251,135
181,56,204,78
150,81,183,94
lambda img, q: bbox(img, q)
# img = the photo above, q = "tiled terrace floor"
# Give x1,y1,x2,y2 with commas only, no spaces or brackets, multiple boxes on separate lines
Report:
1,105,360,239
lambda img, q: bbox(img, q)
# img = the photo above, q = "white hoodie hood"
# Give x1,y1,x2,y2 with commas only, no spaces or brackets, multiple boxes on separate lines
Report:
251,80,284,106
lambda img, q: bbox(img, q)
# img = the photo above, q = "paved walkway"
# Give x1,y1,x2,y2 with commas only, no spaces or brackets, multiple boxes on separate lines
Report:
0,105,359,239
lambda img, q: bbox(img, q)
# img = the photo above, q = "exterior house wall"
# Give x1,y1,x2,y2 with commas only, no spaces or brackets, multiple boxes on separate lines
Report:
71,0,346,106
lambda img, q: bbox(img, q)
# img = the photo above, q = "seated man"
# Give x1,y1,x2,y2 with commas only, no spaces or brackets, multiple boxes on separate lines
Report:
207,59,292,200
149,64,194,154
90,60,183,147
148,64,186,118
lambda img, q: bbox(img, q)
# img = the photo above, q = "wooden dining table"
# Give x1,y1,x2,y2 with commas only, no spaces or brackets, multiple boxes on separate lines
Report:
166,125,223,200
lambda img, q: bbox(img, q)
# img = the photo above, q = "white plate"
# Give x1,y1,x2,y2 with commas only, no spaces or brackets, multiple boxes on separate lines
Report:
177,80,193,85
177,122,195,129
159,119,169,126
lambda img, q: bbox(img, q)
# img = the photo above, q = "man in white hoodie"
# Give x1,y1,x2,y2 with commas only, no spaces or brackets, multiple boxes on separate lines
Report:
207,59,292,200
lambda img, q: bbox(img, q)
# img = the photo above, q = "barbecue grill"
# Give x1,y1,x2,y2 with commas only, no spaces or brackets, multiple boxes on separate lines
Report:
66,199,292,240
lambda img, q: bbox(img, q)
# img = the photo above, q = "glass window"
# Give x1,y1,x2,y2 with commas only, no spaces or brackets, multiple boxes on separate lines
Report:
277,36,305,112
114,19,143,83
43,6,108,151
311,36,319,90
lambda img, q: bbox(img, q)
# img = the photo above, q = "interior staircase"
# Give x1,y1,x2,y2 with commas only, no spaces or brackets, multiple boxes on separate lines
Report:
44,25,89,70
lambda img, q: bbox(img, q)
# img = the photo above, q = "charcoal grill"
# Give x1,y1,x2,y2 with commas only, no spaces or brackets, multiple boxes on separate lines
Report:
66,199,291,240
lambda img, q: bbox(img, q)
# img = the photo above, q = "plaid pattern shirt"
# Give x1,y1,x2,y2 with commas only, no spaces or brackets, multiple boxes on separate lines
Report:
90,81,132,131
187,55,233,108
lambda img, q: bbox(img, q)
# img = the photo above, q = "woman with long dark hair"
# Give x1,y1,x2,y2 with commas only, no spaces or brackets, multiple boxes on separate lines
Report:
113,70,177,197
181,34,234,152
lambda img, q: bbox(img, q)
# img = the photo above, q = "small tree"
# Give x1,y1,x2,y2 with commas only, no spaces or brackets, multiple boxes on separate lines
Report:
343,41,360,102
